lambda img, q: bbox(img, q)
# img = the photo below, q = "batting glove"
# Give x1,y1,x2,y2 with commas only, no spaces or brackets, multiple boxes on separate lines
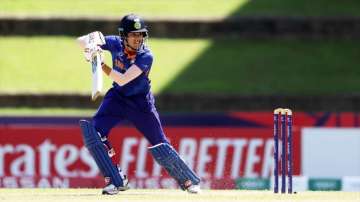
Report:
84,43,104,63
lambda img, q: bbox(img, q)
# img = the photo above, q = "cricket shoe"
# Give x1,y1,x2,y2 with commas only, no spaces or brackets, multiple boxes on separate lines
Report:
184,180,201,194
102,175,129,195
102,183,120,195
186,184,201,194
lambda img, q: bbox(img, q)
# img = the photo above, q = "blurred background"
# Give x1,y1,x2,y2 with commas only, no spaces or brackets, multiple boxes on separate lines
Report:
0,0,359,191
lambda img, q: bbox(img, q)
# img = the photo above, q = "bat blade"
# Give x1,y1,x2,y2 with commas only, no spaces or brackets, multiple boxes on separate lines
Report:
91,52,103,101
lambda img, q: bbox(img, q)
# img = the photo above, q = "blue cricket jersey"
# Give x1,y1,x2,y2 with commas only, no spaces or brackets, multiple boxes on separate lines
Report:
100,35,152,96
93,36,168,146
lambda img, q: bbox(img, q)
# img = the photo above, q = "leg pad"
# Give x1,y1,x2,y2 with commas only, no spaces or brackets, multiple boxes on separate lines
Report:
79,119,124,187
149,143,200,190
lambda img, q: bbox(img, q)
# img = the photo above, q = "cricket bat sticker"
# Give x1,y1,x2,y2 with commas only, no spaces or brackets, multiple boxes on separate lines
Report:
91,52,102,101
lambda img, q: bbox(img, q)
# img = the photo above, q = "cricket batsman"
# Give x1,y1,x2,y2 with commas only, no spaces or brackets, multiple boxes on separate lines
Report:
77,14,201,195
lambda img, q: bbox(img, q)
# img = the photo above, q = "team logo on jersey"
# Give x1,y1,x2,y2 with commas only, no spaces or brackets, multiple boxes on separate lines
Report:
115,59,125,70
134,18,141,29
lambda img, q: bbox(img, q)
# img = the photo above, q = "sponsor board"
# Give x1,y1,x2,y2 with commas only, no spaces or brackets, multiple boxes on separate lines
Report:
0,126,301,188
2,111,359,189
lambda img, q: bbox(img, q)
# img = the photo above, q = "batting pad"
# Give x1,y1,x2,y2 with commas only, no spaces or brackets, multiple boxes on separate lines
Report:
79,120,123,187
149,143,200,190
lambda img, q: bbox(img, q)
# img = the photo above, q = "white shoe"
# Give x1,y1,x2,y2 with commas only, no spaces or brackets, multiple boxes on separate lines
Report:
102,175,129,195
102,184,120,195
186,184,201,194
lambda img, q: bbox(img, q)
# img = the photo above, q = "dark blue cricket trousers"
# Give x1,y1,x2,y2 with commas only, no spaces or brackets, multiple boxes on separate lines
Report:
92,87,168,146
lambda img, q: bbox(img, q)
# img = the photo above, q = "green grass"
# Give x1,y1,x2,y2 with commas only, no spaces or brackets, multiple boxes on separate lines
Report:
1,0,359,17
0,189,359,202
162,39,360,95
0,37,210,94
0,0,246,18
232,0,360,17
1,36,359,96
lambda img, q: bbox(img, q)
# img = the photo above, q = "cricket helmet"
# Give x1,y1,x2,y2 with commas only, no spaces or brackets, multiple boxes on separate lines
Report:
118,14,148,38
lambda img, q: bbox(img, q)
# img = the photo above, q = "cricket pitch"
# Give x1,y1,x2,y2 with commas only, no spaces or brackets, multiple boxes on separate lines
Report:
0,189,359,202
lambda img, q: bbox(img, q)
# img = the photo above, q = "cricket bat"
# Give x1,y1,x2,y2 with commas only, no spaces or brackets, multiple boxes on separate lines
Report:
91,52,103,101
81,31,105,101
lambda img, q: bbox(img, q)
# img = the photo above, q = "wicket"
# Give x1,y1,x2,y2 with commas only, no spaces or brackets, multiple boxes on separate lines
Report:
273,108,293,194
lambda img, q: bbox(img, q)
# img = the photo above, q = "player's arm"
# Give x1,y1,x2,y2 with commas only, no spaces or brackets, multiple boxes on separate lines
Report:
101,63,143,86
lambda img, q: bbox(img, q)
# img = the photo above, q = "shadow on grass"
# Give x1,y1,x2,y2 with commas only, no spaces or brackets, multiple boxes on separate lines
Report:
159,1,360,96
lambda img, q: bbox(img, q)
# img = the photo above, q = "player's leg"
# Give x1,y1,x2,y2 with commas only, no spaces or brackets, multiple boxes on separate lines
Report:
125,95,201,193
80,89,128,195
133,114,201,193
79,120,127,195
92,93,130,192
149,143,201,193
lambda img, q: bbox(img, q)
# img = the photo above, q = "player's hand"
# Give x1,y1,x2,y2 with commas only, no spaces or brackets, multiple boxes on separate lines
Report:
77,31,105,49
84,43,104,63
78,31,105,62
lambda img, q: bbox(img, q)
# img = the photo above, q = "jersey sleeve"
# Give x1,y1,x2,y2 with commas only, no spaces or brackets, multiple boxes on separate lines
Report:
135,52,153,72
100,35,119,51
